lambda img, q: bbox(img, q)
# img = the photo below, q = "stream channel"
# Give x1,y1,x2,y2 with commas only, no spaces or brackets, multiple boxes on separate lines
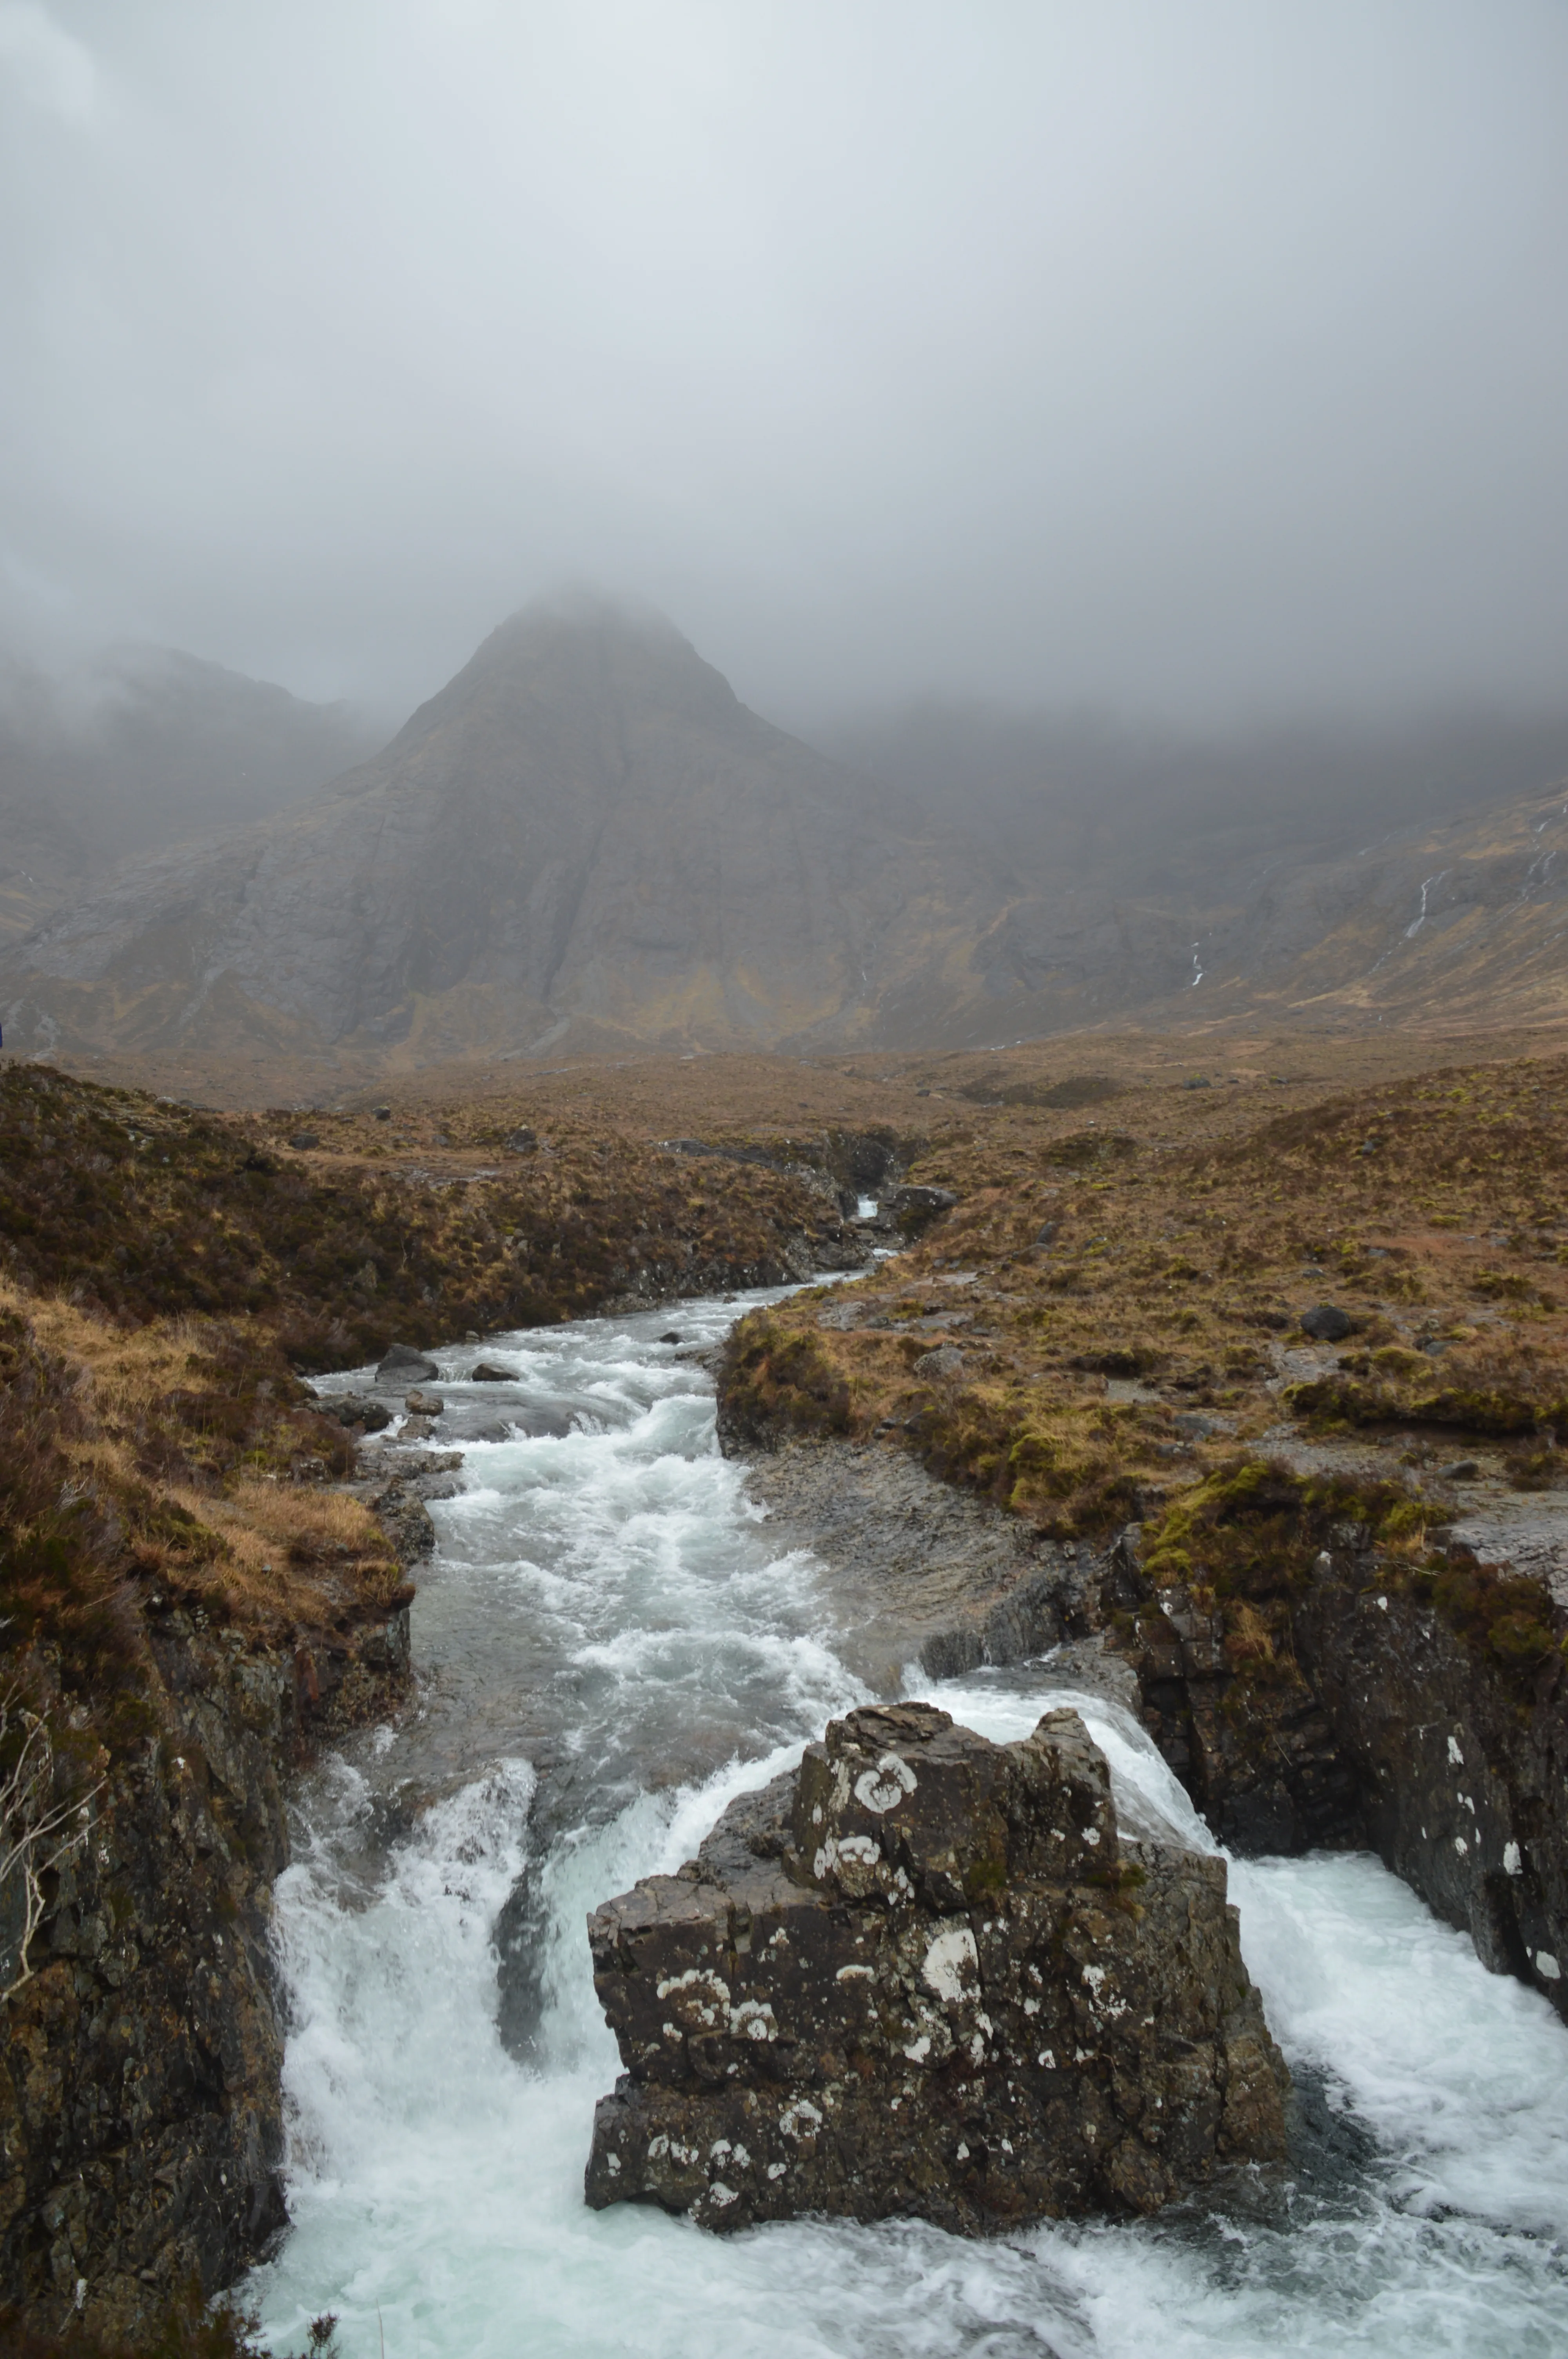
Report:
251,1285,1568,2358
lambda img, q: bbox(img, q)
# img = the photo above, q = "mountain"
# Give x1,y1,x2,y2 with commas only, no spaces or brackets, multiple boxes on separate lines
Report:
1,596,1565,1081
0,597,974,1068
0,645,380,943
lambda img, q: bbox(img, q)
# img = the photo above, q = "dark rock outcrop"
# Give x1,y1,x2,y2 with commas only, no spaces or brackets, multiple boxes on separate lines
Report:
0,1602,411,2338
1293,1548,1568,2010
1104,1525,1568,2021
1299,1305,1352,1341
584,1702,1288,2232
882,1184,959,1235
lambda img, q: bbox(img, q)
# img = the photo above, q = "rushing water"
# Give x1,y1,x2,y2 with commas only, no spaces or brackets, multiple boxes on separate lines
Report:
251,1290,1568,2358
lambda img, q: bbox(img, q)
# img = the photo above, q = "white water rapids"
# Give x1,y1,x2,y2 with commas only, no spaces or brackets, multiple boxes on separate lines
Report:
251,1289,1568,2358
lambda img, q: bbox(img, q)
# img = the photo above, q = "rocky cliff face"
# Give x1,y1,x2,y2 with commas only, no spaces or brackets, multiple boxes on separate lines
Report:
584,1702,1288,2232
1116,1534,1568,2017
0,1602,409,2342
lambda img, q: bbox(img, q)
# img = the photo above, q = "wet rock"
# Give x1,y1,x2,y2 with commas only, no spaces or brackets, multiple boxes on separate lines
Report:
314,1391,392,1433
1299,1305,1352,1342
584,1702,1288,2234
377,1341,439,1383
1292,1563,1568,2021
403,1389,443,1417
470,1361,518,1382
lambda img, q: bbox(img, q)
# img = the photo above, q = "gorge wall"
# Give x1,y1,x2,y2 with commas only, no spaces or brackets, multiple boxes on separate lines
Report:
0,1595,413,2341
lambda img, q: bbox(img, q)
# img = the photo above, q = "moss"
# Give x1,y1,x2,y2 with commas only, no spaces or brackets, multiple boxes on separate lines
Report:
1408,1556,1561,1683
1284,1372,1561,1438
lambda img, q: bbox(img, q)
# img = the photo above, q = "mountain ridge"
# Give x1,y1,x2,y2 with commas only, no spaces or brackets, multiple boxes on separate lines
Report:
2,596,1566,1077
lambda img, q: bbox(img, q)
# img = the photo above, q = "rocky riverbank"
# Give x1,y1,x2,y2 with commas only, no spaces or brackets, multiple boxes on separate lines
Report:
0,1601,411,2339
0,1289,450,2343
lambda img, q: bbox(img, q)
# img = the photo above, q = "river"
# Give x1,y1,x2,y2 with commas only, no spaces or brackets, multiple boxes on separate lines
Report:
250,1287,1568,2358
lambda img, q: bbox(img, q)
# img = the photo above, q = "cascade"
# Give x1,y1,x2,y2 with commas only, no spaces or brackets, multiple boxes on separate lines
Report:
252,1292,1568,2358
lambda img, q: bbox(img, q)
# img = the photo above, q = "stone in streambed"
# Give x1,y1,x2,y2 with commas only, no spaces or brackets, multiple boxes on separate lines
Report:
315,1390,392,1433
377,1340,439,1383
583,1701,1289,2234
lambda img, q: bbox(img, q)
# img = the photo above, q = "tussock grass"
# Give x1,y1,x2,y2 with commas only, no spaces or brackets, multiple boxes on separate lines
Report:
0,1279,404,1732
720,1051,1568,1538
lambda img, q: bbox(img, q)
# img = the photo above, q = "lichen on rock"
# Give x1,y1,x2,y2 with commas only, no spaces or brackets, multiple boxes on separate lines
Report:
584,1701,1288,2233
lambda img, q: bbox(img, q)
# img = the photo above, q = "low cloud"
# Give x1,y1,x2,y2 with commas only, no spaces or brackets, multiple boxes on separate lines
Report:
1,2,1564,736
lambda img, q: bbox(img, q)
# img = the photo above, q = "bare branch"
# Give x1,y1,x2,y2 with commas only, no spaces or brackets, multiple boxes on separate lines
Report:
0,1683,104,2004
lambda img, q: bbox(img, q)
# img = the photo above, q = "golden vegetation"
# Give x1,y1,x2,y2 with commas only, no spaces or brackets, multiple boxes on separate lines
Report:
720,1050,1568,1536
0,1279,401,1748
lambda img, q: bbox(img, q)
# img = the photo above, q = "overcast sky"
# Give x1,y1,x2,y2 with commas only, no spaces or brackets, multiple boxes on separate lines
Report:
2,1,1565,727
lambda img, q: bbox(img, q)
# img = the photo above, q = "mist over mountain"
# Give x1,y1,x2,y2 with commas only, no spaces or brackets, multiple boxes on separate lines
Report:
0,598,954,1067
0,645,380,942
824,702,1568,868
2,596,1566,1085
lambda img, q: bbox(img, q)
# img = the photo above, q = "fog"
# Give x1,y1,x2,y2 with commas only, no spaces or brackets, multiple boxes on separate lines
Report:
2,1,1566,732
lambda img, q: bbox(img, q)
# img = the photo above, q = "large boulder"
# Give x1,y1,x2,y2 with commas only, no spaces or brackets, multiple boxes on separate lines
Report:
376,1341,439,1383
584,1702,1288,2233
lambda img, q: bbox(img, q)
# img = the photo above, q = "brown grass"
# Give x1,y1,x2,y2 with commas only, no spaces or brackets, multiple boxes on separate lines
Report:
0,1279,405,1726
0,1062,861,1371
719,1050,1568,1536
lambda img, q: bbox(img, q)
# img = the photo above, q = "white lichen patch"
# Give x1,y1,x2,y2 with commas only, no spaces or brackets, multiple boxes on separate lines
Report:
921,1923,980,2004
656,1966,731,2029
854,1752,918,1814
